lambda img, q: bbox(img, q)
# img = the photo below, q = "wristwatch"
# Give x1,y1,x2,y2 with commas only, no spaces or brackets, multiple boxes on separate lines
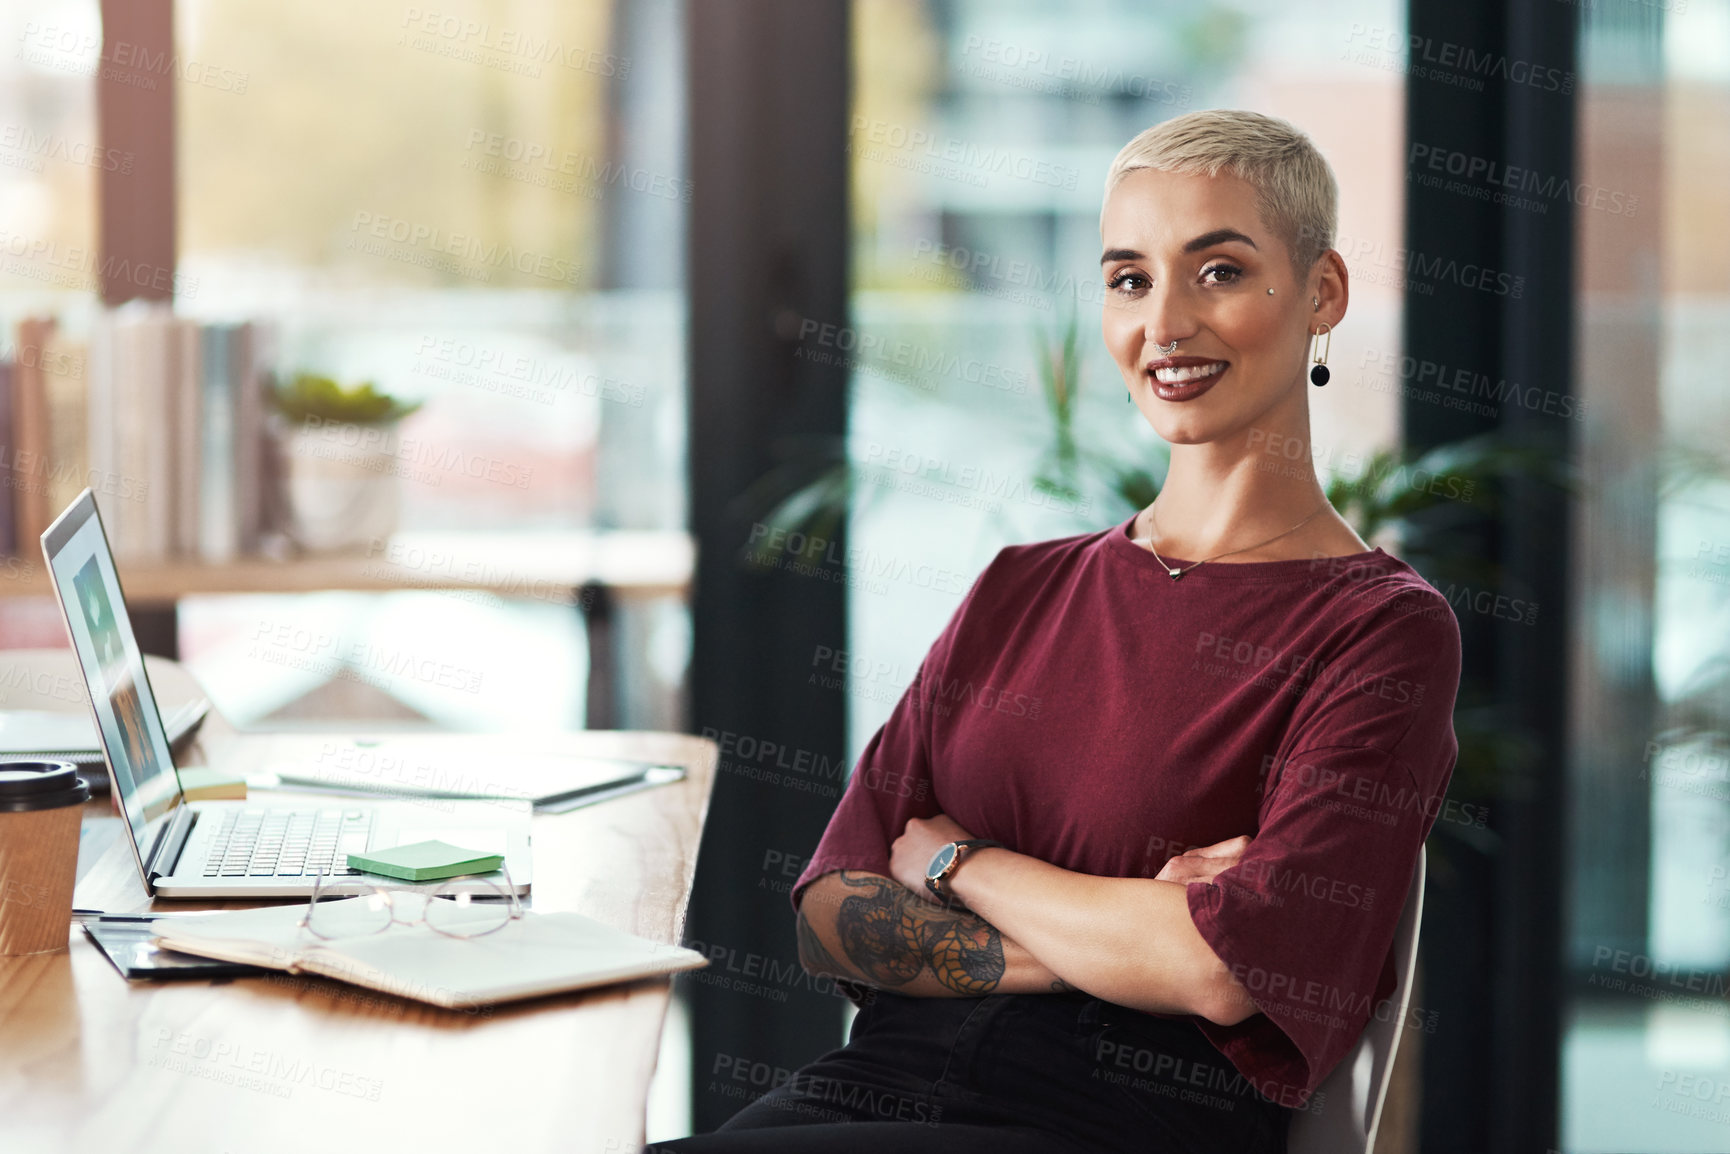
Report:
925,839,1004,901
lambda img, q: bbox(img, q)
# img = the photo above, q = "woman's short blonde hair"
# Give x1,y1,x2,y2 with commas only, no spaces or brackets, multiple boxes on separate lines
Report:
1105,110,1337,276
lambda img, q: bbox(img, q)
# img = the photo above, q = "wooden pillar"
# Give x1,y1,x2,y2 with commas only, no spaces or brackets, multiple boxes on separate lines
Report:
96,0,176,305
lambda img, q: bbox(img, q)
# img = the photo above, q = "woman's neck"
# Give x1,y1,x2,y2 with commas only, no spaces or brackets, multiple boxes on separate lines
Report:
1142,420,1341,562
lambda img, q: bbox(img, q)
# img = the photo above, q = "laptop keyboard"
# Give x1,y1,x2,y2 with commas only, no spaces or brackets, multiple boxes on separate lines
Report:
200,809,374,878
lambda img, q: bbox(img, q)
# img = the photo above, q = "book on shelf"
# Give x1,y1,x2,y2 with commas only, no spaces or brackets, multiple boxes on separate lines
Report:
41,326,88,525
234,320,275,556
0,357,14,557
15,308,280,564
171,316,202,559
197,323,239,562
126,302,171,562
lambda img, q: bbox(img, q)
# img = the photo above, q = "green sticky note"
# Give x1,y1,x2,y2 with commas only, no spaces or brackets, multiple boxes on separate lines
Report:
346,840,504,882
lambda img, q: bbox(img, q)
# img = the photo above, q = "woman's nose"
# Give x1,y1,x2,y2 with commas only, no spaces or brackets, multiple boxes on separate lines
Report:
1141,278,1193,351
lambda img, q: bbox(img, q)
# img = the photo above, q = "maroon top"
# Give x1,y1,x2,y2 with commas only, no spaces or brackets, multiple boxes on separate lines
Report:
791,513,1462,1108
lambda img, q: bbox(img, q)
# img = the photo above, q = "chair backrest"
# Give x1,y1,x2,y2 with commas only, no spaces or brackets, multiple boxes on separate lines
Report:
1285,847,1427,1154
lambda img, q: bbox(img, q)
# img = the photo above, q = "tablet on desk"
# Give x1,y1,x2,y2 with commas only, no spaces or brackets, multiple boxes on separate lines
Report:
81,915,270,981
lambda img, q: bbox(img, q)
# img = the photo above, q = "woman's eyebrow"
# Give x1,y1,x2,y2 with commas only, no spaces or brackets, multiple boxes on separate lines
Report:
1100,229,1259,266
1183,228,1258,253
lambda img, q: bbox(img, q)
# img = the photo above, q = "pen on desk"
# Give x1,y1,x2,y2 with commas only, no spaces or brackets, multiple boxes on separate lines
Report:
73,913,153,922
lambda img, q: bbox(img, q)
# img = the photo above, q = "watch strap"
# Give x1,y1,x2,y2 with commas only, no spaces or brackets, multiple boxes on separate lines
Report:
925,839,1004,900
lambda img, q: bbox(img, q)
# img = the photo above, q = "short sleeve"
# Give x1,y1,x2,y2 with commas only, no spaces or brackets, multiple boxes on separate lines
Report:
788,565,989,913
1184,590,1462,1106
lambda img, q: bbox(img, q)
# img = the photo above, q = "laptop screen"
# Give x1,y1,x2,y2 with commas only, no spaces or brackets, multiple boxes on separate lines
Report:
42,491,183,864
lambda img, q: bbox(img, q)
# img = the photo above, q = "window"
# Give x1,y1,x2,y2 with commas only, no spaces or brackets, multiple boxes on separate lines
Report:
170,1,687,730
0,1,689,731
845,0,1408,764
1564,2,1730,1148
0,0,102,310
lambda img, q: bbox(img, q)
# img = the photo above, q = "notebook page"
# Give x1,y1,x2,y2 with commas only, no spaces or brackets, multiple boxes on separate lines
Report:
299,912,707,1007
151,895,502,971
155,899,706,1007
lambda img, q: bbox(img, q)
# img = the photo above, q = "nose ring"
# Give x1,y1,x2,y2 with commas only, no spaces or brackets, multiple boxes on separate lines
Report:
1156,339,1179,355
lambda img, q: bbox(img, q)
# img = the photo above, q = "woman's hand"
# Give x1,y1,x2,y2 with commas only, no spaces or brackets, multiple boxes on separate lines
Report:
1154,835,1252,885
889,813,976,895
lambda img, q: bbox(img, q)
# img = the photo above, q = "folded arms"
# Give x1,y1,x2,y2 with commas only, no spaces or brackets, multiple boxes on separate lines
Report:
793,816,1258,1025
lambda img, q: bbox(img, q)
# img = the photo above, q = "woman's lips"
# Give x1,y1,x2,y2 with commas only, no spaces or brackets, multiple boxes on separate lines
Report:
1143,357,1228,403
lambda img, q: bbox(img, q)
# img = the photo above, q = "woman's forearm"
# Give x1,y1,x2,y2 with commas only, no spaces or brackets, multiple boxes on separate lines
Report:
945,849,1257,1025
795,870,1070,997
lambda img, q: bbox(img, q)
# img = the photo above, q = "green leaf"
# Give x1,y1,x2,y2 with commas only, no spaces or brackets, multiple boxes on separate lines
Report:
272,373,423,425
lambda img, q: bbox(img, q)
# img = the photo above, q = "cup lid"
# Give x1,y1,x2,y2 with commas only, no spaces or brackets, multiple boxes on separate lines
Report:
0,760,91,813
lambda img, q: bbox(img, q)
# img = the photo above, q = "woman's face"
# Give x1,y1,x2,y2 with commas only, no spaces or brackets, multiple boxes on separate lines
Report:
1100,167,1321,447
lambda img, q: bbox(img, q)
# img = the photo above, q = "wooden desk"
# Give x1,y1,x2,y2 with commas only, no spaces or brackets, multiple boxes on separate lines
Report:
0,529,696,729
0,650,716,1154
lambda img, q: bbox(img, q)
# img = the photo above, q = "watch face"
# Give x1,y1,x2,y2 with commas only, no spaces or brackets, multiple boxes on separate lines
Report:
927,843,957,879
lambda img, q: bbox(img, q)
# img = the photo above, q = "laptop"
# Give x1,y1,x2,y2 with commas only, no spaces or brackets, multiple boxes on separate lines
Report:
41,489,532,899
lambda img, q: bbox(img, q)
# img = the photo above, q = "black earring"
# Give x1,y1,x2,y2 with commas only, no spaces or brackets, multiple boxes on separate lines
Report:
1309,322,1331,387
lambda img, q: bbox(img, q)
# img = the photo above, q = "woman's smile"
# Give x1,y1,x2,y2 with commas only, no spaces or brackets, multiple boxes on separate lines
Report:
1144,355,1229,402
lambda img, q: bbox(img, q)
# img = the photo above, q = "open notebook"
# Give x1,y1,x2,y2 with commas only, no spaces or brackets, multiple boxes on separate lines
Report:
154,898,707,1009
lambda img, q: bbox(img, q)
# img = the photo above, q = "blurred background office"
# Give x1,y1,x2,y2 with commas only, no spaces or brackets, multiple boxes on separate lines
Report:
0,1,1726,1151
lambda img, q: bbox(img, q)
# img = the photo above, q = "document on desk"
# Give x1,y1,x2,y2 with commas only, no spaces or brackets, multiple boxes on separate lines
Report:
0,699,209,768
261,735,685,813
153,900,707,1009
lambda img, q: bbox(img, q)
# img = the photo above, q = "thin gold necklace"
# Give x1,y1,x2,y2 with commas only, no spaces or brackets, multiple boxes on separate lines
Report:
1135,503,1328,580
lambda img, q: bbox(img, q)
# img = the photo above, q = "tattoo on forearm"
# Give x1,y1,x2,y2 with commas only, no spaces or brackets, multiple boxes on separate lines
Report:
829,870,1007,994
832,872,924,986
795,907,845,976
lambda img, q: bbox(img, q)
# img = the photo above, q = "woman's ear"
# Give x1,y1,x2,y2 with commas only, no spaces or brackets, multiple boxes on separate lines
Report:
1310,250,1350,330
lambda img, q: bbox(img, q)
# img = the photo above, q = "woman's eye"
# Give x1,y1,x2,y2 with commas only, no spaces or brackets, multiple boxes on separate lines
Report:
1201,263,1243,285
1107,271,1148,293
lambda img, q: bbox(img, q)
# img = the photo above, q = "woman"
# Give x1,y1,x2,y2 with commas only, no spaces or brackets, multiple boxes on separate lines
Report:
659,109,1461,1153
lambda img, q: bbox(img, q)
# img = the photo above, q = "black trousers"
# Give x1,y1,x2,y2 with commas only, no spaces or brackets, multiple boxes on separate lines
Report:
652,991,1293,1153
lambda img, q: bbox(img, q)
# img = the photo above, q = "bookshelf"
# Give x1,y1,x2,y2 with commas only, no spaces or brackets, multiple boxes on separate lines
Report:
2,300,695,728
2,529,695,730
0,529,693,602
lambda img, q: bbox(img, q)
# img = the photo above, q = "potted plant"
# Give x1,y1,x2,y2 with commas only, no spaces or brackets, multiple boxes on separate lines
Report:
272,373,423,553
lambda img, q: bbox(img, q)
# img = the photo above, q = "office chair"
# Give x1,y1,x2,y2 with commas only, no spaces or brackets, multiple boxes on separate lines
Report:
1285,847,1427,1154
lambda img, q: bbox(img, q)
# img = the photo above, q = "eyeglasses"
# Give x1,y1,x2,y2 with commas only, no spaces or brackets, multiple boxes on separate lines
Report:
298,865,524,941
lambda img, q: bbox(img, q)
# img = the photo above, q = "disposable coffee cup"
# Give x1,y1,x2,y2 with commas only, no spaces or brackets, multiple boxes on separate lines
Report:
0,760,90,956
